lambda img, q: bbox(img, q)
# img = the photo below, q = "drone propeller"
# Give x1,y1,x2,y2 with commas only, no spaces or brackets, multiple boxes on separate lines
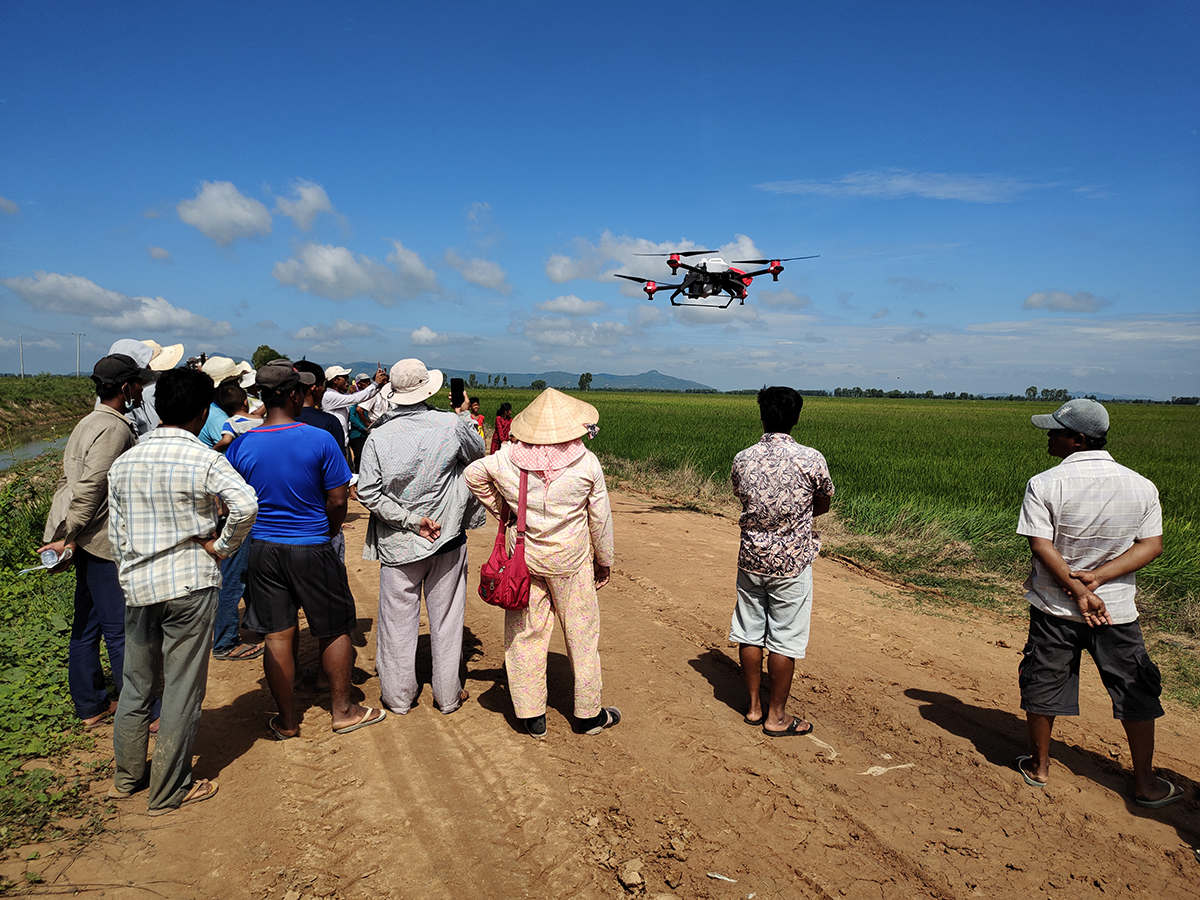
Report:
633,250,716,258
614,274,654,283
730,255,820,264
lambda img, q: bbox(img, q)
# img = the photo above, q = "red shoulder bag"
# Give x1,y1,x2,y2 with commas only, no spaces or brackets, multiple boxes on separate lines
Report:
478,469,531,610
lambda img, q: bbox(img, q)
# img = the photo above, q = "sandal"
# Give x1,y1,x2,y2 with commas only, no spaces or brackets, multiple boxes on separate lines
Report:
267,714,298,741
214,642,264,661
583,707,622,735
332,706,386,735
148,779,218,816
1133,777,1184,808
762,717,814,738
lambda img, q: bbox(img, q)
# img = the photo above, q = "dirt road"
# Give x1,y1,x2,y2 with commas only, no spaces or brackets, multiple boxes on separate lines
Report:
34,492,1200,897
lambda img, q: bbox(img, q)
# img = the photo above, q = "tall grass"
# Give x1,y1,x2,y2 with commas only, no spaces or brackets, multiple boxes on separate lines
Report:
466,389,1199,636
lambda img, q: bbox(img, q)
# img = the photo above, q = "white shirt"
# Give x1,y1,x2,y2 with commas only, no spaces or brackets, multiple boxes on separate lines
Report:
319,382,380,444
1017,450,1162,624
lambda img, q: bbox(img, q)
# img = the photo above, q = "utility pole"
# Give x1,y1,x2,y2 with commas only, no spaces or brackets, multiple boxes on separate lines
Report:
18,335,23,378
73,331,85,376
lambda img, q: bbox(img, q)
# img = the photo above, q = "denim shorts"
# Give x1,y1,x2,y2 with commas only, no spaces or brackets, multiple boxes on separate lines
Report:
730,567,813,659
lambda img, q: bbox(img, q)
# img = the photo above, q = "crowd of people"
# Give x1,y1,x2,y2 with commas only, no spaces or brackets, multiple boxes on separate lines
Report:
35,337,1180,816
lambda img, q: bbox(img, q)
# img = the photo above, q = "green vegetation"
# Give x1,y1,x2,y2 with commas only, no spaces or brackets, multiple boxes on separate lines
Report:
468,389,1199,641
0,376,94,450
0,454,106,852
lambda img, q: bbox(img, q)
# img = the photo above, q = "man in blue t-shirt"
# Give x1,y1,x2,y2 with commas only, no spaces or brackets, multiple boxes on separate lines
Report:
226,359,386,739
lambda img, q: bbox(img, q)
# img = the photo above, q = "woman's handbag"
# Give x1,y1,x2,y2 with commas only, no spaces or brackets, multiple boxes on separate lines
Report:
478,469,531,610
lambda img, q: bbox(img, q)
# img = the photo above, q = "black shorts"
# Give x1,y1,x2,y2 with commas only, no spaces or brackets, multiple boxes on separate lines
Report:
244,539,357,639
1019,606,1163,720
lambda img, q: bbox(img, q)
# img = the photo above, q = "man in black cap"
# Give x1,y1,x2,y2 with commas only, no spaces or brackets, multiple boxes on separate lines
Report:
40,353,153,727
225,360,386,739
1015,398,1179,807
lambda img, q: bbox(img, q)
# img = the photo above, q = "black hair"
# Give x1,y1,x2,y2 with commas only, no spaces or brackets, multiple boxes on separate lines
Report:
1084,432,1108,451
757,385,803,434
260,384,303,409
293,359,325,387
496,402,512,418
215,378,247,416
94,381,124,401
155,367,215,426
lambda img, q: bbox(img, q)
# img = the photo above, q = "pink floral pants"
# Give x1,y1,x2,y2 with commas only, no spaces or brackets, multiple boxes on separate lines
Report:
504,567,602,719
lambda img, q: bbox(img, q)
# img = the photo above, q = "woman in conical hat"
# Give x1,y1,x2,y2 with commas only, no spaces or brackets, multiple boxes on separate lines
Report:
464,388,620,739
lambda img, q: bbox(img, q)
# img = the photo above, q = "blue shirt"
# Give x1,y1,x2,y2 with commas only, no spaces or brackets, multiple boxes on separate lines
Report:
198,403,229,448
226,421,352,545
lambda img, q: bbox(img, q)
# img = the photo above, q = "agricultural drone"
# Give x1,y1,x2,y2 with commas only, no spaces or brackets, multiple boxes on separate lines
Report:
614,250,818,308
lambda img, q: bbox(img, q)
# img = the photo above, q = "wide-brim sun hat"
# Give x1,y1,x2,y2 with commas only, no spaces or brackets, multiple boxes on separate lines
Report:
387,358,444,405
140,339,185,371
201,355,242,386
510,388,598,445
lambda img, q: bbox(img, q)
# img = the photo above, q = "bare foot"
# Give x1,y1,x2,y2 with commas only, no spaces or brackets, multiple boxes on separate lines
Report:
81,699,118,729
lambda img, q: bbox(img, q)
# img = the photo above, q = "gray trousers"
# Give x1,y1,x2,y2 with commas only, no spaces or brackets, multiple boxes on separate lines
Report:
113,588,216,811
377,544,467,714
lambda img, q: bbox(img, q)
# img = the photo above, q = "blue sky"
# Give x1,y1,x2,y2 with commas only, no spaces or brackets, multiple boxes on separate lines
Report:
2,1,1197,396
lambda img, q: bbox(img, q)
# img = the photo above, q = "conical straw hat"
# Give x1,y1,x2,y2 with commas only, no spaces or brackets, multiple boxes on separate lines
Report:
510,388,598,445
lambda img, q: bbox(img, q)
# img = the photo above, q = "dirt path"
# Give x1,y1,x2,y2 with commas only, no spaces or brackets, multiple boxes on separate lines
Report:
30,492,1200,898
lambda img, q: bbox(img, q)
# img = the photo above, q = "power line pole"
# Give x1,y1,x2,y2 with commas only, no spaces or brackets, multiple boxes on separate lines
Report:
18,335,23,379
73,331,85,376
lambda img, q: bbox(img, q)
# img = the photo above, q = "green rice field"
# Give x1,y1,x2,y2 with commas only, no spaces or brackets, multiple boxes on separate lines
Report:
467,389,1199,638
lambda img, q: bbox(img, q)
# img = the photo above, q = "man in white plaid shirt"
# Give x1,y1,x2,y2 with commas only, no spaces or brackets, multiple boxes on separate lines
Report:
107,367,258,815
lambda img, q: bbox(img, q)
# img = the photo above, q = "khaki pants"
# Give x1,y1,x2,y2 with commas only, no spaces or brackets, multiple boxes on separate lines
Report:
504,567,602,720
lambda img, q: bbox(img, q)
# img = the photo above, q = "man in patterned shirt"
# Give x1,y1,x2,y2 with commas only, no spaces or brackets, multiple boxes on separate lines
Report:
107,367,258,815
730,386,834,737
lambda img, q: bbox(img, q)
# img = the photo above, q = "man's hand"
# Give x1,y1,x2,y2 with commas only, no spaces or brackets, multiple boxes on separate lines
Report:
1069,569,1105,592
1071,587,1112,627
594,562,611,590
417,517,442,542
191,534,223,562
36,539,75,572
454,390,471,414
373,365,387,386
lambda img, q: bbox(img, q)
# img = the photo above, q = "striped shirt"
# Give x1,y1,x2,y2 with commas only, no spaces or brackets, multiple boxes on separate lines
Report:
1017,450,1161,624
107,428,258,607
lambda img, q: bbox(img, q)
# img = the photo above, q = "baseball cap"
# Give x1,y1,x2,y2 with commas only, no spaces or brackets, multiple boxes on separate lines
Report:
325,364,352,380
1031,398,1109,438
354,372,370,382
255,358,316,392
91,353,155,386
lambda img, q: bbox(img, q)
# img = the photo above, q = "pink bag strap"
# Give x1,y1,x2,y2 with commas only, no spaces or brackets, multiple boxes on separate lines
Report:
514,469,528,545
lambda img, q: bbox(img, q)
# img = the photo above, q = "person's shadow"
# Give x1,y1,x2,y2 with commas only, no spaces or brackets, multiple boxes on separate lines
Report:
474,651,577,732
905,688,1198,844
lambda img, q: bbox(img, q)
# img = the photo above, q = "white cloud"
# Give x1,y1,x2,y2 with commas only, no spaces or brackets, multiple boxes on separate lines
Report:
148,246,170,261
3,271,129,314
759,289,812,309
0,195,18,215
466,201,491,225
273,240,436,304
546,231,765,289
104,296,233,337
756,169,1047,203
1022,290,1110,313
275,179,335,230
632,306,666,328
0,336,58,350
444,249,510,293
411,325,448,346
177,180,272,245
538,294,607,316
523,315,632,348
292,318,372,341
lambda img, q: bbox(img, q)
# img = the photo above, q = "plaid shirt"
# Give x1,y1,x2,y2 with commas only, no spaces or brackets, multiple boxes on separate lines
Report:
107,428,258,607
731,433,835,577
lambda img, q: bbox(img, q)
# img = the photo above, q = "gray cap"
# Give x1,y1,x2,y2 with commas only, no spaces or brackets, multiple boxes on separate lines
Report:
255,358,316,392
1031,398,1109,438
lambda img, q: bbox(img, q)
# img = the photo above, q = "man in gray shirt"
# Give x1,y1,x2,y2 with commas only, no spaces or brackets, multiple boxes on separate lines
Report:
357,359,484,716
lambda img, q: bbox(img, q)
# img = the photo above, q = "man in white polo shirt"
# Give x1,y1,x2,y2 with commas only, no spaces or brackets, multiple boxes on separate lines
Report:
1015,398,1179,807
320,363,387,446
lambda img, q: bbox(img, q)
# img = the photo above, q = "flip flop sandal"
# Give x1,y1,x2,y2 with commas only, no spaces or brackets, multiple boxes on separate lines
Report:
743,713,766,726
267,714,298,741
1133,777,1184,808
148,779,218,816
763,717,814,738
584,707,622,735
332,706,387,735
1016,755,1047,788
215,642,264,661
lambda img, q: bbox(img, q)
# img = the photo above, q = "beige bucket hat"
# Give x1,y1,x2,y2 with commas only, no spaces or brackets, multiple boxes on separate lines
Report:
140,339,185,371
510,388,598,445
387,358,444,405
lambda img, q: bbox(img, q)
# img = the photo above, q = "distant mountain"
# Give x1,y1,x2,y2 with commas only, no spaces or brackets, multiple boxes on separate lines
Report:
341,363,713,393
